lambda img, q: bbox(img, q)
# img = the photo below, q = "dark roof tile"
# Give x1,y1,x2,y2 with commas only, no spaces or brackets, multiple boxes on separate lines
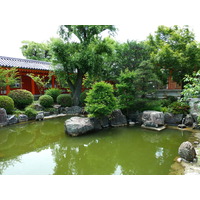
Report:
0,56,51,71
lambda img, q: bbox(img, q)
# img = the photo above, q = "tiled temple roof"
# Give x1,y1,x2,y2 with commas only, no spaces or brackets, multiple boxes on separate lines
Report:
0,56,51,71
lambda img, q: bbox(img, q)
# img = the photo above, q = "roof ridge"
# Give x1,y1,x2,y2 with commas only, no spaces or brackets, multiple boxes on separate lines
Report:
0,55,51,64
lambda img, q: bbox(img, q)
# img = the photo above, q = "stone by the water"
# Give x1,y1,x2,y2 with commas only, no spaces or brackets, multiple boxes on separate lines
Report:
110,109,127,127
178,141,197,162
0,108,8,127
142,111,164,128
65,117,94,136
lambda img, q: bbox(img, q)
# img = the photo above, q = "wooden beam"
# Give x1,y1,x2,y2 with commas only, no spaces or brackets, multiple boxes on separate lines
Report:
52,75,55,88
31,78,35,95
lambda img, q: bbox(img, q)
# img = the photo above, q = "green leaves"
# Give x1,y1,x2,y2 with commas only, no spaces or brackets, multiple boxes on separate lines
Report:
85,81,117,118
147,25,200,84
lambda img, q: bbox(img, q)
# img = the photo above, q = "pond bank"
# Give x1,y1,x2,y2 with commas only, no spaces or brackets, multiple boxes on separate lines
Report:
170,127,200,175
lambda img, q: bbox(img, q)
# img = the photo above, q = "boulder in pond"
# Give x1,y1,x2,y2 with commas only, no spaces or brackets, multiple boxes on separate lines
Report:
164,113,183,125
184,114,194,127
7,115,19,125
36,112,44,121
0,108,8,127
178,141,197,162
65,117,94,136
110,109,127,127
18,114,28,122
142,111,164,127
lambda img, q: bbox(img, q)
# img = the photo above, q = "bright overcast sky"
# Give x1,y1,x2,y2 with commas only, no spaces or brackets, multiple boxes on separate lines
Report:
1,0,200,60
1,24,200,59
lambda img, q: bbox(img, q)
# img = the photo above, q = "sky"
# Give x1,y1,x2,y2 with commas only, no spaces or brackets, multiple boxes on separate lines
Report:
1,24,200,59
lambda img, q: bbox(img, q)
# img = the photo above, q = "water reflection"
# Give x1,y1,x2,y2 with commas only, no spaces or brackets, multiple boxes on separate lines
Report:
0,118,192,175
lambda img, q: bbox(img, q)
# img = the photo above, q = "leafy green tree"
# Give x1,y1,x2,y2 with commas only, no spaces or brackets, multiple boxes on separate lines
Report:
146,25,200,85
21,40,52,61
181,70,200,101
85,81,117,118
50,25,117,106
116,63,160,115
0,67,18,89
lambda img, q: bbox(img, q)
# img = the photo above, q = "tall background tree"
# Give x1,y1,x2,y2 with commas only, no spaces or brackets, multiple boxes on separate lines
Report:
146,25,200,86
21,40,52,61
50,25,117,106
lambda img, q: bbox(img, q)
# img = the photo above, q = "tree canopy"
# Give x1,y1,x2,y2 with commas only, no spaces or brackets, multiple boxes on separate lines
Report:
146,25,200,85
50,25,117,105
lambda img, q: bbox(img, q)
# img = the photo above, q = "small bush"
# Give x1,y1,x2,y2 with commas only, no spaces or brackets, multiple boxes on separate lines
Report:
25,107,37,120
0,96,14,114
8,89,34,109
168,101,190,114
45,88,61,102
85,81,117,118
39,95,54,108
57,94,72,107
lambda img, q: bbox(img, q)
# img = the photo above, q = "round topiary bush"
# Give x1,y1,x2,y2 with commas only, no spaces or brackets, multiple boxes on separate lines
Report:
57,94,72,107
39,95,54,108
85,81,117,118
8,89,34,109
45,88,61,103
0,96,14,114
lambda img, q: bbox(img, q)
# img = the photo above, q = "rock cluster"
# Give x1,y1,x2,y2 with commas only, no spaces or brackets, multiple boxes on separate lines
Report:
65,109,127,136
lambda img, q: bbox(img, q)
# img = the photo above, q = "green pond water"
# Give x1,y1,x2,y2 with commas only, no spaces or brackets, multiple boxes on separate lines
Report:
0,117,191,175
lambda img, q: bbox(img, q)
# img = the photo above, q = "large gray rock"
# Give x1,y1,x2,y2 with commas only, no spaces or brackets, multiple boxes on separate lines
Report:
184,114,194,127
0,108,8,127
18,114,28,122
164,113,183,125
110,109,127,127
142,111,164,127
36,112,44,121
65,117,94,136
178,141,197,162
189,98,200,115
65,106,83,115
7,115,19,125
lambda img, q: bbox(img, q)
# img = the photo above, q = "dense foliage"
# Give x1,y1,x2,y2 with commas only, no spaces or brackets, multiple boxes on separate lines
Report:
146,25,200,85
181,70,200,101
0,96,14,114
21,40,52,61
168,101,190,114
24,107,37,120
39,95,54,108
50,25,117,106
85,81,117,118
8,89,34,109
0,67,18,89
57,94,72,107
45,88,61,102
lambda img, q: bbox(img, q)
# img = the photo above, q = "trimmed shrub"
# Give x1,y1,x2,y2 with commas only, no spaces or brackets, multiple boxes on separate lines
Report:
168,101,190,114
25,107,37,120
85,81,117,118
45,88,61,102
39,95,54,108
8,89,34,109
57,94,72,107
0,96,14,114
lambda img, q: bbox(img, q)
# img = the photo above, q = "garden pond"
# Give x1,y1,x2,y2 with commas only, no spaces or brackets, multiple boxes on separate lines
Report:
0,116,192,175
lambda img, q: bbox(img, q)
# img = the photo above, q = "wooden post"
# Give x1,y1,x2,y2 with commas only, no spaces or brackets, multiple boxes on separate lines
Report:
6,85,10,95
52,75,55,88
31,78,35,95
6,74,10,95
